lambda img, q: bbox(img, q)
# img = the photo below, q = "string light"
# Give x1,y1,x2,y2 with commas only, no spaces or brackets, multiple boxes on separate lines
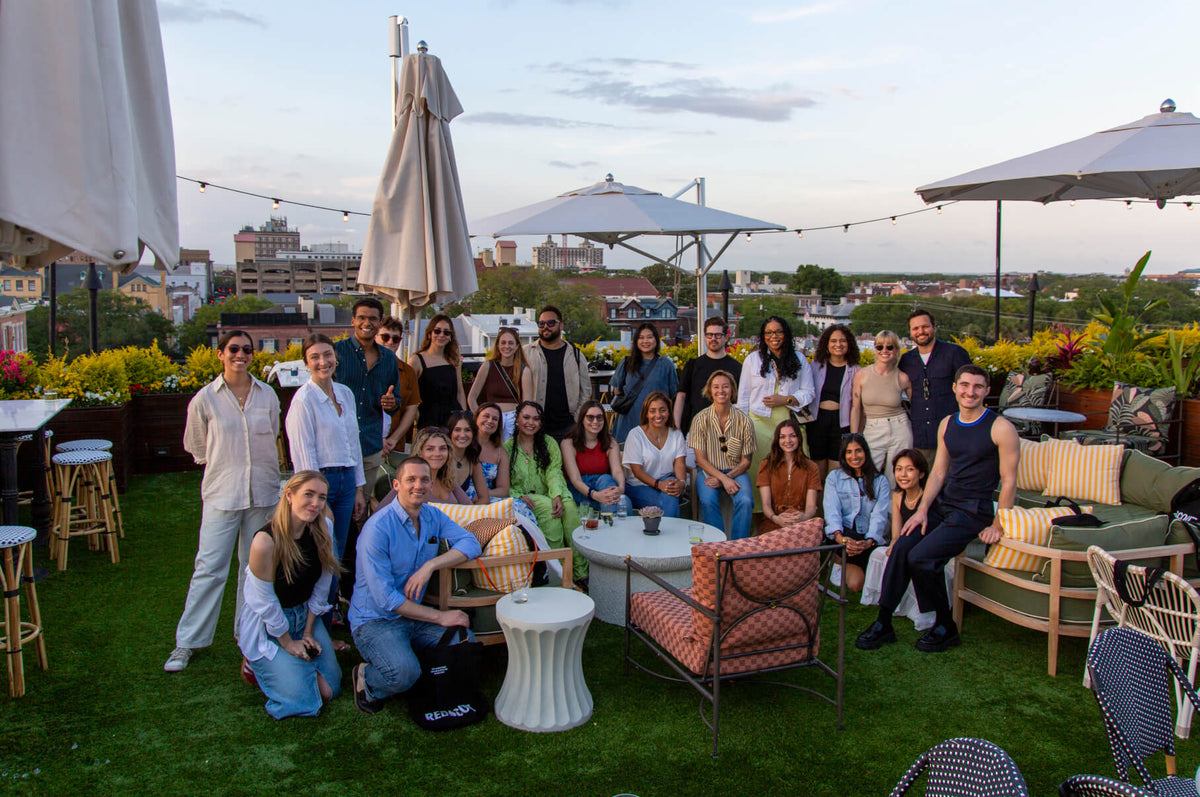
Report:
796,230,803,238
179,176,371,219
936,205,943,215
198,182,206,193
843,224,849,233
1189,203,1194,211
343,211,350,222
1069,199,1076,206
1126,200,1133,209
890,216,897,226
272,198,280,209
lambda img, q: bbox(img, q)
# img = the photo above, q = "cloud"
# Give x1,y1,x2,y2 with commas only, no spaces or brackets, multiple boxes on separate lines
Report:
460,112,620,129
158,2,266,26
749,2,844,23
558,76,818,122
548,160,600,169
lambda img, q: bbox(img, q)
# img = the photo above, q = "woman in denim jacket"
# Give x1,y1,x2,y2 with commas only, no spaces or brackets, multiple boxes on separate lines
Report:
822,433,890,592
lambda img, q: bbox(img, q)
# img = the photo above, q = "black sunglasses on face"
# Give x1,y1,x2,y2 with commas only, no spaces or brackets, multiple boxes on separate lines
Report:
584,413,605,421
225,345,254,355
875,344,895,351
537,320,559,328
432,328,452,337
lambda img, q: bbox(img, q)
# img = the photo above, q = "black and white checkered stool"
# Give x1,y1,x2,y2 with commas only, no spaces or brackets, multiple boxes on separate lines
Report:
50,450,120,571
1058,774,1159,797
14,429,54,508
1086,627,1200,795
54,439,123,539
0,526,47,697
888,737,1029,797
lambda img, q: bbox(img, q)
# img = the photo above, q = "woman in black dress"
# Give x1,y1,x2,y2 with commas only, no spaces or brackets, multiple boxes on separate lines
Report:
409,314,467,429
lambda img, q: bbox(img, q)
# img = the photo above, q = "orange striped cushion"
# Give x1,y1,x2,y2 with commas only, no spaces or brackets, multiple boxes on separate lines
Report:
473,524,532,593
1042,441,1123,506
1017,438,1055,492
985,505,1092,572
432,498,517,526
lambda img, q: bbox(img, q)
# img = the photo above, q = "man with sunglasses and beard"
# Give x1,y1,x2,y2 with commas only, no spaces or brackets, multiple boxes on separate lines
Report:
522,305,592,441
375,316,421,458
898,309,970,465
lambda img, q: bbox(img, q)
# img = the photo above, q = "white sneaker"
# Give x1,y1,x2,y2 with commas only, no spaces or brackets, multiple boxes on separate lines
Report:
163,647,193,672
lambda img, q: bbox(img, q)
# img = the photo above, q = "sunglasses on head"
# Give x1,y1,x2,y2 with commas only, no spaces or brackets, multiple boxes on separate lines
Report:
224,344,254,355
420,426,448,435
875,344,896,351
840,433,866,443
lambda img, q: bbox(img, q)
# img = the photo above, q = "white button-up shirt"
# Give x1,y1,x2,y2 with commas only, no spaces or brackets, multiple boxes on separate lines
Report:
285,380,365,487
183,376,281,510
737,349,816,420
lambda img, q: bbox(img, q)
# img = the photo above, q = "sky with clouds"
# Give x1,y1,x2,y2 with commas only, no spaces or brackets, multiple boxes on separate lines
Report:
160,0,1200,276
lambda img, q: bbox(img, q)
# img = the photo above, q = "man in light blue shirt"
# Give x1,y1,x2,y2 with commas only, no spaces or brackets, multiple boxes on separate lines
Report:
348,456,482,713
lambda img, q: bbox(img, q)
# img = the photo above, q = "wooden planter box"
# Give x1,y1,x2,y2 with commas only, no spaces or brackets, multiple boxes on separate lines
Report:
45,402,134,493
130,393,201,475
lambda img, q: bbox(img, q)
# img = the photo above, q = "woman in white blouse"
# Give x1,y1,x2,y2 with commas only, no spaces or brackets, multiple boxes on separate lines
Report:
238,470,342,719
621,391,688,517
285,333,365,612
165,330,281,674
737,316,816,513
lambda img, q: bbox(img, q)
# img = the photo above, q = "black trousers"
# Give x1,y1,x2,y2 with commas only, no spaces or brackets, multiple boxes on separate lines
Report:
879,503,992,625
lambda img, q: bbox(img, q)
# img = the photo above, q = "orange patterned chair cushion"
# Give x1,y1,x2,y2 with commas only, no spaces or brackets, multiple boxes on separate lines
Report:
630,587,824,677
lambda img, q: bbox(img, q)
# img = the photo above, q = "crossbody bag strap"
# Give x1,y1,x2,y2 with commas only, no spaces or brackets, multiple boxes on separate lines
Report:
494,361,521,402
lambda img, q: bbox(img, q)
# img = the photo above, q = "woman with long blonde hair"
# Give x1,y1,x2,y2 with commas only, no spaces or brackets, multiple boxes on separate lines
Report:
411,427,471,504
409,314,467,430
238,471,343,719
468,326,533,440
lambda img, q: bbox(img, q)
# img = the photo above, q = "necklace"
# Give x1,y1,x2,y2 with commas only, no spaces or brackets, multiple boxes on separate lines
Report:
904,492,921,510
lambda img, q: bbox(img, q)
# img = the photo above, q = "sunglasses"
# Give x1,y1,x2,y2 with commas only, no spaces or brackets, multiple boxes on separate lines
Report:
875,344,896,351
840,433,866,443
537,320,560,328
378,333,401,343
432,328,453,337
420,426,449,435
584,413,606,421
224,344,254,355
498,326,518,334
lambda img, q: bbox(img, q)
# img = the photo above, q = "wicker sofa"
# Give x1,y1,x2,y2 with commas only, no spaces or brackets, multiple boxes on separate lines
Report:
953,449,1200,675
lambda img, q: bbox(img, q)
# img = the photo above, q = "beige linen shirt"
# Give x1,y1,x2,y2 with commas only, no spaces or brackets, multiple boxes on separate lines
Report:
183,376,281,510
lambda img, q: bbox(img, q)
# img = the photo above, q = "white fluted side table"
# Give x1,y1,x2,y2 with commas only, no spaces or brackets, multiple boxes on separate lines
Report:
494,587,594,732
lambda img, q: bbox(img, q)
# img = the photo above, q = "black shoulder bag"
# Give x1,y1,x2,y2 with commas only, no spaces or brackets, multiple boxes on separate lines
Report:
1112,559,1166,608
610,360,648,415
408,626,488,731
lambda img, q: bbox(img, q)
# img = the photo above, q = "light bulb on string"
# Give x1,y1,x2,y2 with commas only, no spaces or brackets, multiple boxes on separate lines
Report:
342,211,350,222
1069,199,1076,207
198,182,206,194
1188,203,1194,211
936,206,943,215
1126,201,1133,209
745,233,752,242
843,224,849,233
272,198,280,210
796,230,803,239
891,217,897,226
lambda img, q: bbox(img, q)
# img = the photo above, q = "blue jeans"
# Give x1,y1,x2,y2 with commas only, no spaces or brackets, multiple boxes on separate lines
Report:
322,466,356,606
625,480,682,518
352,616,475,702
696,469,753,540
568,473,618,512
248,604,342,719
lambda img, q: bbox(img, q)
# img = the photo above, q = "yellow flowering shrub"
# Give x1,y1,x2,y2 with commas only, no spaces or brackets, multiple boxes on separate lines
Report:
181,346,221,390
37,350,131,406
118,342,182,394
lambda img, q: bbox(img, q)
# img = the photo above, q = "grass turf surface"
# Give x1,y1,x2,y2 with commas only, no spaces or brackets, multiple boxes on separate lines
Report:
0,471,1191,795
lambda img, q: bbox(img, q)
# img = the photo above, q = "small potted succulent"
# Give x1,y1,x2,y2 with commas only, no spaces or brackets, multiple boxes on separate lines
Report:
639,505,664,535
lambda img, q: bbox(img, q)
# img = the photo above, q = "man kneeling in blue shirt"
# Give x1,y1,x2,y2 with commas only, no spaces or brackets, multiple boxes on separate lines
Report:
349,456,482,713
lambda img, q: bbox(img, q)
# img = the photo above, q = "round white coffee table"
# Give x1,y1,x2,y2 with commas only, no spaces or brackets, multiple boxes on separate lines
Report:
572,517,726,625
494,587,595,732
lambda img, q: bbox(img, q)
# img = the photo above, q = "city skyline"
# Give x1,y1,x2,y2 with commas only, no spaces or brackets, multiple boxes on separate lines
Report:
161,1,1200,276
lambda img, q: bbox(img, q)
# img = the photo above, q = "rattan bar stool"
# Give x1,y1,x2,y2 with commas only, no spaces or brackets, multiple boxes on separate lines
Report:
54,439,123,539
0,526,47,697
50,450,120,571
15,430,54,508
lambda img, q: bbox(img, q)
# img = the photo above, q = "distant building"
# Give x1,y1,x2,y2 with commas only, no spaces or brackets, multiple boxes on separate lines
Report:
0,295,27,352
114,270,170,315
216,296,351,353
732,271,789,295
0,265,43,302
456,309,540,355
234,216,300,262
532,236,603,270
604,296,678,342
803,299,858,332
496,240,518,266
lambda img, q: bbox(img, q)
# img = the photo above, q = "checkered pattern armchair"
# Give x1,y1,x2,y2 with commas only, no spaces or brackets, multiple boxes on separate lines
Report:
1058,774,1159,797
888,737,1029,797
623,518,846,757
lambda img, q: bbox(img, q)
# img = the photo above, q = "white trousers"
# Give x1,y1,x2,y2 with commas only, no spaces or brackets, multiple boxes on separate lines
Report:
174,504,274,649
863,414,913,490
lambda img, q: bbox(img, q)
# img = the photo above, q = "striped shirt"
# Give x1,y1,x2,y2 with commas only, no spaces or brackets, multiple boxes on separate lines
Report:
687,405,756,472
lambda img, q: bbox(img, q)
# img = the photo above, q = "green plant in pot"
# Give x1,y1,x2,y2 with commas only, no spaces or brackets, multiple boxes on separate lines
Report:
639,505,663,535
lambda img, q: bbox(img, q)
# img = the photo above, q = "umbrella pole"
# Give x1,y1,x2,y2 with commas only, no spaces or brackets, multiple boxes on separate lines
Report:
48,262,57,357
86,262,101,354
994,200,1002,342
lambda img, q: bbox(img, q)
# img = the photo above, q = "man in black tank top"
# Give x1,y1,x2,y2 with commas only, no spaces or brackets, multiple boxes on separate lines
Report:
857,364,1019,653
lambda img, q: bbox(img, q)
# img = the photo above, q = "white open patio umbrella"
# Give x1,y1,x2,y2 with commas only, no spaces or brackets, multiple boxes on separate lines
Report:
915,100,1200,338
471,175,785,304
358,48,475,315
0,0,178,272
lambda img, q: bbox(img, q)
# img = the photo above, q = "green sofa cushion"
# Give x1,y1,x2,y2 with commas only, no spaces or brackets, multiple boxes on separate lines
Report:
1032,515,1171,587
961,564,1096,624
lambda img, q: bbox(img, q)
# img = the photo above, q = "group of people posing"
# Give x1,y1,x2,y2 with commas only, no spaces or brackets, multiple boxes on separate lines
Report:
164,300,1020,720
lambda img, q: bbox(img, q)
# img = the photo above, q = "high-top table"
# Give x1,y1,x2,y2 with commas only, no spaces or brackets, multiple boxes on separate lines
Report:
572,516,726,625
0,399,71,543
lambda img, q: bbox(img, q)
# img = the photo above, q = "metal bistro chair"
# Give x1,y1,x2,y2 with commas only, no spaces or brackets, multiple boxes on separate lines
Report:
1086,546,1200,738
889,738,1029,797
1086,627,1200,795
1058,774,1158,797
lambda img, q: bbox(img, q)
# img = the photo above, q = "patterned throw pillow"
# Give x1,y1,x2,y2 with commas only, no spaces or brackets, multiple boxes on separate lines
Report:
1000,372,1052,409
985,505,1092,573
1107,382,1176,444
473,524,533,593
1042,441,1123,506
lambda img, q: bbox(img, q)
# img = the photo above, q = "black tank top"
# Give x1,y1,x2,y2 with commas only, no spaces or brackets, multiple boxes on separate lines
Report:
941,409,999,516
899,495,919,527
820,364,845,403
415,353,462,428
258,526,323,608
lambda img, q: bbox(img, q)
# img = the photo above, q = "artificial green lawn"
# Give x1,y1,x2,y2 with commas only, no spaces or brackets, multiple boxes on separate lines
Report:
0,471,1191,795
